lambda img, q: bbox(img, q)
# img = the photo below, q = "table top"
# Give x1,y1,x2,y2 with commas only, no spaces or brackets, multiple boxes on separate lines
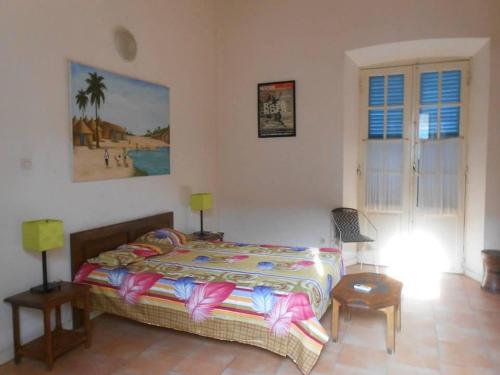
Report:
332,273,403,310
4,282,90,309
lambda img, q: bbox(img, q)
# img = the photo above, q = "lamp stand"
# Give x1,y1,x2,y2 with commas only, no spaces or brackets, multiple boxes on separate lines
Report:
193,210,209,238
30,251,59,294
200,209,204,235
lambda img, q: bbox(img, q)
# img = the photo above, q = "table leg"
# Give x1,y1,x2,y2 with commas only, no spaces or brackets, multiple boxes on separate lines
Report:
380,305,395,354
83,292,91,348
55,306,62,331
43,307,54,370
11,305,21,364
396,302,401,332
331,299,341,342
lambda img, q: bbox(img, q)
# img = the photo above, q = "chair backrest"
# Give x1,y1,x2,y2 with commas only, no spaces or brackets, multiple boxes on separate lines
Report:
331,208,361,238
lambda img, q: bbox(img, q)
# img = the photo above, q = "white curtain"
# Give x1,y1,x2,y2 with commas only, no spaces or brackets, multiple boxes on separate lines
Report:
365,139,404,212
417,137,463,215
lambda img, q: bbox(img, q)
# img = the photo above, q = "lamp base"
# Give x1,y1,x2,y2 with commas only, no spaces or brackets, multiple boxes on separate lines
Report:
30,282,61,294
193,231,210,238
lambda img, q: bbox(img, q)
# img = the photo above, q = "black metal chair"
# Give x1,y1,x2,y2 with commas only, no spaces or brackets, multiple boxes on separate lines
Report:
331,208,377,268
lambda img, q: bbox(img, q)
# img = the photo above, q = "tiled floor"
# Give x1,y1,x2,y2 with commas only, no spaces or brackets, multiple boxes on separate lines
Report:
1,266,499,375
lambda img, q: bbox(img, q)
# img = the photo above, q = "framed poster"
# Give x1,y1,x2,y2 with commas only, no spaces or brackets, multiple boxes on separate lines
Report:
70,61,170,182
258,80,296,138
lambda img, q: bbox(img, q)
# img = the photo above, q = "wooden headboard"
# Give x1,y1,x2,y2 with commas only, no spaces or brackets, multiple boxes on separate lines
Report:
70,212,173,279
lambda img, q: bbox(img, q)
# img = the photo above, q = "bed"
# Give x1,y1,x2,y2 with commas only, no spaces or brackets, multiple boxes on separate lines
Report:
70,212,343,374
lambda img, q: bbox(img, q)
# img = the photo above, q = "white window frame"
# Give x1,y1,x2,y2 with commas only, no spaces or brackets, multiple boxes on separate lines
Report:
358,60,470,217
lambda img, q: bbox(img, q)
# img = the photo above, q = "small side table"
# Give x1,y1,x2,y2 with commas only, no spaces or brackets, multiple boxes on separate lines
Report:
482,250,500,293
331,273,402,354
4,282,91,370
189,231,224,241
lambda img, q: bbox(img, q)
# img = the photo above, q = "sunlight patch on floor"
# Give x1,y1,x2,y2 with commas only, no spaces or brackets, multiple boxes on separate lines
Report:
380,231,447,300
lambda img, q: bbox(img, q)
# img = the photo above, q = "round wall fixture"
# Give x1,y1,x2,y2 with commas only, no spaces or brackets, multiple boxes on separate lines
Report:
114,27,137,62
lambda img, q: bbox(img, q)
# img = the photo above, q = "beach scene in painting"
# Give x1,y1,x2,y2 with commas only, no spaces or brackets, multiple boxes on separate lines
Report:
70,62,170,182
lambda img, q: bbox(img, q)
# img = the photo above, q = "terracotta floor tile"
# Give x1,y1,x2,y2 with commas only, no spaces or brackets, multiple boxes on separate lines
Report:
342,308,386,331
143,333,204,357
226,349,283,375
275,358,303,375
440,364,497,375
335,344,387,373
439,341,492,367
309,349,338,374
388,340,440,369
434,310,479,329
51,351,126,375
0,358,48,375
341,324,387,351
436,323,483,345
220,369,261,375
387,363,440,375
187,346,237,367
112,352,186,375
330,363,384,375
173,355,228,375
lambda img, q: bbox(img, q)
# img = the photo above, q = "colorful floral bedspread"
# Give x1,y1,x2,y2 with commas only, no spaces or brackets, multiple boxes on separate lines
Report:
75,241,343,374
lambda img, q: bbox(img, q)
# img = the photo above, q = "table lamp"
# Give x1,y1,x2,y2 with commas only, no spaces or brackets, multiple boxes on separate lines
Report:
190,193,212,237
22,219,64,293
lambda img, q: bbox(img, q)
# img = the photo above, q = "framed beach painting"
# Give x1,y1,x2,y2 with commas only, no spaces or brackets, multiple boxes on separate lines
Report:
69,61,170,182
258,80,296,138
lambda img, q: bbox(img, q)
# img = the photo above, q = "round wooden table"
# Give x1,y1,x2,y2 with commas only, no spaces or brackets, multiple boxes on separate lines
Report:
331,273,403,354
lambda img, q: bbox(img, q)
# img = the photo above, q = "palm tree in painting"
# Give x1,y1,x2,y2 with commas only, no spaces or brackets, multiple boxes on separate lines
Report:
75,89,88,120
86,72,106,148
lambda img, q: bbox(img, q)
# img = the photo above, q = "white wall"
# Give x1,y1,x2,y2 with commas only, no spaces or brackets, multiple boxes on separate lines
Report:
215,1,500,265
0,0,216,364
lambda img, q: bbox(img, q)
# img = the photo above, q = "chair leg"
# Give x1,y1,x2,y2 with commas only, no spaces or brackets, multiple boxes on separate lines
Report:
359,244,363,270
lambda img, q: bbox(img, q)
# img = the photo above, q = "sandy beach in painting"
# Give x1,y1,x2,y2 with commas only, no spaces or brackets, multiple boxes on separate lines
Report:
73,135,169,182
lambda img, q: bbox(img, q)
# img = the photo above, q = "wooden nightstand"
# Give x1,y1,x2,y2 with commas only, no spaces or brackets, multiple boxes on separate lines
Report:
4,282,91,370
189,231,224,241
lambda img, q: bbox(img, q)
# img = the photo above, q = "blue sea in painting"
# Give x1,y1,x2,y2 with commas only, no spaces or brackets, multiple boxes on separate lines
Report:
128,147,170,175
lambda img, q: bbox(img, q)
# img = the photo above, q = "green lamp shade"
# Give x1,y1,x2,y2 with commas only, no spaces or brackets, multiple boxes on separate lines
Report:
22,219,64,252
190,193,212,211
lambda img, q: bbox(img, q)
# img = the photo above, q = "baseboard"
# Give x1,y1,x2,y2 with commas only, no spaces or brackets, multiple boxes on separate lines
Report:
465,267,482,282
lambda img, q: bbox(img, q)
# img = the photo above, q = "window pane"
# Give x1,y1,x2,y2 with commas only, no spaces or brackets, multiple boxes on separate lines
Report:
420,72,439,104
365,140,404,211
369,76,385,106
386,109,403,138
419,108,438,140
441,70,461,103
368,110,384,139
440,106,460,138
387,74,404,106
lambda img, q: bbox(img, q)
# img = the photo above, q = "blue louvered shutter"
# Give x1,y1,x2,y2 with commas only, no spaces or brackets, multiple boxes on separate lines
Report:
368,74,404,139
419,70,461,139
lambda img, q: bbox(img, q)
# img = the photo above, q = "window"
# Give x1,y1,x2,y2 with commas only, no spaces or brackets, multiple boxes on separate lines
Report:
419,70,462,140
360,61,468,214
368,74,405,139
